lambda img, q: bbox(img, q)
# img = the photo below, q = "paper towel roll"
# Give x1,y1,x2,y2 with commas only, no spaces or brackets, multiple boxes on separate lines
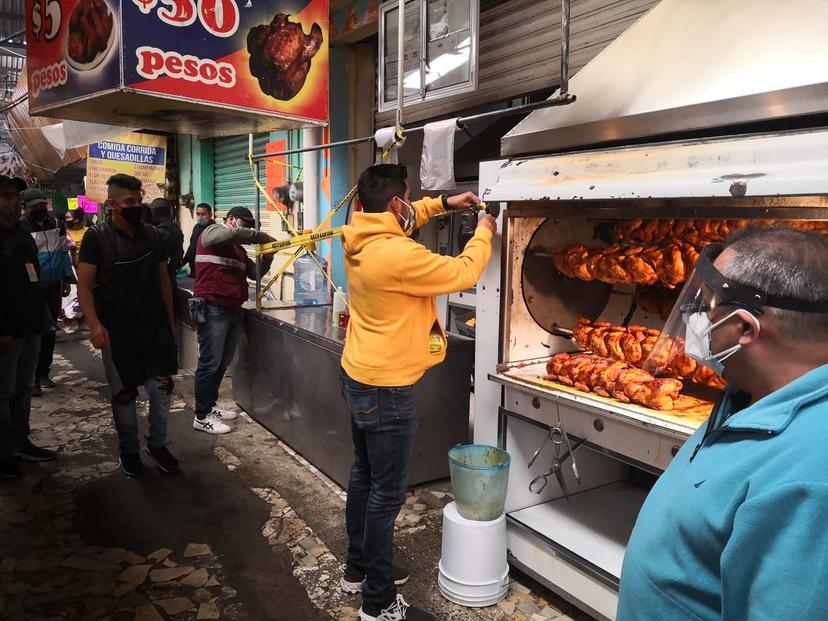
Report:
374,126,406,164
420,118,459,190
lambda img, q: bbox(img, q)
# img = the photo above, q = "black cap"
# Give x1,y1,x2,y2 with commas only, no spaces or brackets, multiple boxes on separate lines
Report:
226,206,255,224
0,175,26,192
22,188,48,208
150,198,172,211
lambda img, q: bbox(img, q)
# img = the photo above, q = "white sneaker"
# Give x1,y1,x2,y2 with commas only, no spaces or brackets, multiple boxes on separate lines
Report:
193,414,232,435
211,406,238,420
359,594,434,621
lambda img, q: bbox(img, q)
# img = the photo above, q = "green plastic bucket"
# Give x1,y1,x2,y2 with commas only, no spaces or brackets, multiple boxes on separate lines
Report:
448,444,511,521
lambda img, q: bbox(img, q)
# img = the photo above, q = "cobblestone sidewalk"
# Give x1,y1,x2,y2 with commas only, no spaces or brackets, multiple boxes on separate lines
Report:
0,343,596,621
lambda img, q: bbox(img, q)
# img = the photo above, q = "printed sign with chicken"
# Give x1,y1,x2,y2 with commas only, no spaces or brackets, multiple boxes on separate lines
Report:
25,0,329,132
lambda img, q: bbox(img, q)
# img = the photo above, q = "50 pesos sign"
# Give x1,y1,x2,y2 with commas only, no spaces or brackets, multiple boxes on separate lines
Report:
26,0,329,133
121,0,329,122
131,0,239,88
131,0,239,37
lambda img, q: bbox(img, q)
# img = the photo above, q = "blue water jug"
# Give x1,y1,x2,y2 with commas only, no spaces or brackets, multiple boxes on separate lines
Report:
293,253,331,305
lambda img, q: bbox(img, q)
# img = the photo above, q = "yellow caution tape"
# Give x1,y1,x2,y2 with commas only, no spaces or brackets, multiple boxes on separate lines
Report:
250,141,395,307
256,227,343,256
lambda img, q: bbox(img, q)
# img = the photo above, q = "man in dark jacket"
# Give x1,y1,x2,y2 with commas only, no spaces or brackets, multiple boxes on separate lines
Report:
18,189,74,395
0,176,57,478
183,203,214,277
77,174,179,477
192,206,274,434
150,198,184,282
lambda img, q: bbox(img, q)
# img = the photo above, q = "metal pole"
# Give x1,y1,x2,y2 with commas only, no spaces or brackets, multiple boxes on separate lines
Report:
302,127,319,231
250,136,373,161
560,0,571,97
396,0,405,128
255,158,262,310
249,96,575,162
450,96,575,130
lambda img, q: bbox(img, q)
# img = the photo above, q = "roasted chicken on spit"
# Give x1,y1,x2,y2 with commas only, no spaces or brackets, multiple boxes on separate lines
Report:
546,352,683,410
553,242,699,288
572,318,726,389
611,218,828,247
555,219,828,288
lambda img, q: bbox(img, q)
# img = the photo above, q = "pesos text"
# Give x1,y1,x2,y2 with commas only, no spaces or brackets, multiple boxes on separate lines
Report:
135,46,236,87
31,61,68,98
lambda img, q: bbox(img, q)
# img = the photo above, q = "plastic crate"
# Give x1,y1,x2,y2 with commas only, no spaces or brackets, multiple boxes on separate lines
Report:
455,311,476,338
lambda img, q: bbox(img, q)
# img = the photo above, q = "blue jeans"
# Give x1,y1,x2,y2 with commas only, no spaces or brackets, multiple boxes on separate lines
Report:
340,369,417,611
0,335,41,459
195,303,242,418
102,349,170,454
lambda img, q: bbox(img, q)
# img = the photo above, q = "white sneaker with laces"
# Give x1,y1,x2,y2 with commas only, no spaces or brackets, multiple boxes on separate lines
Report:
193,413,232,435
211,406,238,420
360,594,434,621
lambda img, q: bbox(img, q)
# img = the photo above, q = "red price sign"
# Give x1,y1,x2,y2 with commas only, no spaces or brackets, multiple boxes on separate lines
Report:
30,0,63,42
132,0,238,36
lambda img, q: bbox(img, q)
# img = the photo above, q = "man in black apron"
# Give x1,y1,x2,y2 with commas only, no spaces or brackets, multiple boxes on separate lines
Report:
77,174,179,477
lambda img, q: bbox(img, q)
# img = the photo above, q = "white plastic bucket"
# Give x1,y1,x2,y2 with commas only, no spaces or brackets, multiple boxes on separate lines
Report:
438,501,509,607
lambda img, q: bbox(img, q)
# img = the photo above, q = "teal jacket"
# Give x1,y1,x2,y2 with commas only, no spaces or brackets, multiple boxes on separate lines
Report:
618,364,828,621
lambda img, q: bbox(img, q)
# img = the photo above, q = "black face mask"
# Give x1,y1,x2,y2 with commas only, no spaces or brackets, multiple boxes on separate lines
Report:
30,206,48,222
120,207,144,225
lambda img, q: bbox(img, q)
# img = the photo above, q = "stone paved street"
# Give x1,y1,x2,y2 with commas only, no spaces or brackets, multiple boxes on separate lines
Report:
0,336,597,621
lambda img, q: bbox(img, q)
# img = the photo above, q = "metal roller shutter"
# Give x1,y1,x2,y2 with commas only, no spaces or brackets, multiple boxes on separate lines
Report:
376,0,659,126
213,133,269,218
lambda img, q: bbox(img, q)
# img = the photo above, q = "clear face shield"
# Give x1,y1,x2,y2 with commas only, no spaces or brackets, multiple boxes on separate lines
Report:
642,272,722,382
643,243,828,381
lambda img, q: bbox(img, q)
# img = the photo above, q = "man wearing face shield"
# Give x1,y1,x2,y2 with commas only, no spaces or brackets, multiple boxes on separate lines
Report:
618,226,828,621
191,206,275,435
338,164,496,621
77,174,179,478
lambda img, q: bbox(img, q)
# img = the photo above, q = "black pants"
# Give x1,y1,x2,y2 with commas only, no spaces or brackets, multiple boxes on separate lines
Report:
340,369,417,613
36,283,61,379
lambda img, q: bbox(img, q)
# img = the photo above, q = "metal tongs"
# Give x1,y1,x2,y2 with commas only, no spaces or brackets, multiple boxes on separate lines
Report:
528,421,584,501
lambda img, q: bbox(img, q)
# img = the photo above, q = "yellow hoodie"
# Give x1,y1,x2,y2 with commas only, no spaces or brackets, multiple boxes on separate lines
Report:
341,196,493,387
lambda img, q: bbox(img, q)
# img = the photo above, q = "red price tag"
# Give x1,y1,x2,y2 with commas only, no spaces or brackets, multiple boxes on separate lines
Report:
197,0,239,37
158,0,197,26
133,0,239,35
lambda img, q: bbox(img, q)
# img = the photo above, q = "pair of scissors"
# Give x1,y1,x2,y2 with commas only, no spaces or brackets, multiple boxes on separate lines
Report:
528,423,585,501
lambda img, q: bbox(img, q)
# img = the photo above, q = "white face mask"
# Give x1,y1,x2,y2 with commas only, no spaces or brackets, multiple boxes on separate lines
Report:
684,309,759,376
394,197,416,234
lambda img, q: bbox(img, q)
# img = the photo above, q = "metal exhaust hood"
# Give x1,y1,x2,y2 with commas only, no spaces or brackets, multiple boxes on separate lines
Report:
502,0,828,157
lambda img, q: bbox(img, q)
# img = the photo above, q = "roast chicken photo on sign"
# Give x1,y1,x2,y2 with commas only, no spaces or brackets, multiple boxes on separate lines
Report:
247,13,324,101
67,0,114,67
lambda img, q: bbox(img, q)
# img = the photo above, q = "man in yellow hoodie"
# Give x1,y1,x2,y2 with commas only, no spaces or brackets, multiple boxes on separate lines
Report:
338,164,496,621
